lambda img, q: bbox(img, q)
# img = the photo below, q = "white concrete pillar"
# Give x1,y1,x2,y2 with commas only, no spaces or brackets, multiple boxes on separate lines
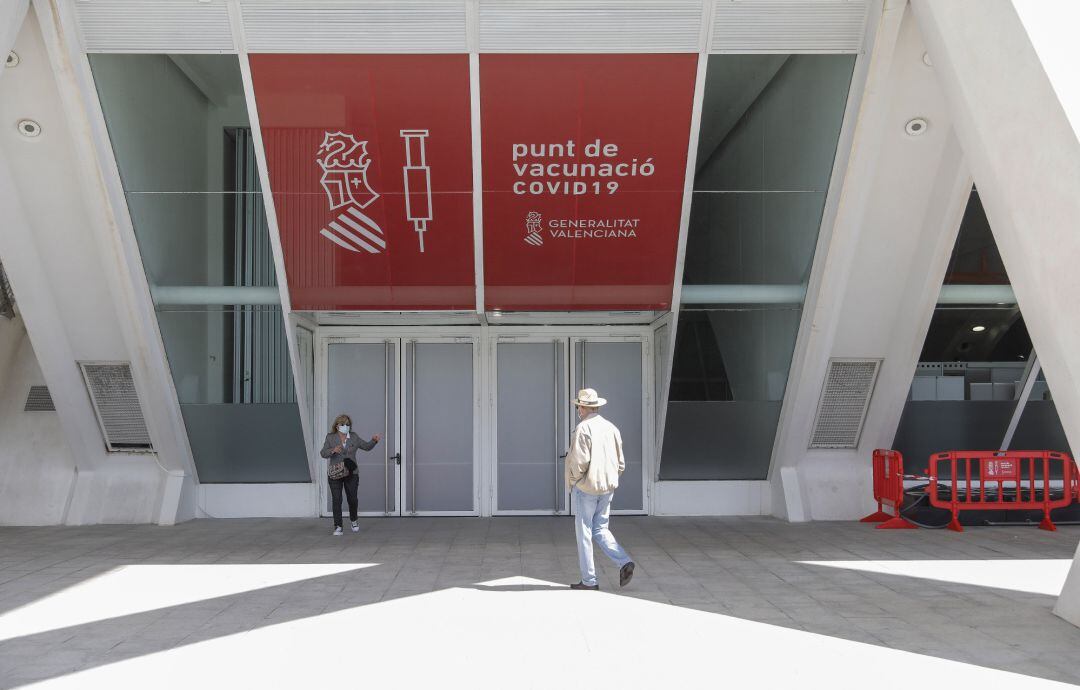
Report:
0,7,194,524
911,0,1080,627
769,2,971,521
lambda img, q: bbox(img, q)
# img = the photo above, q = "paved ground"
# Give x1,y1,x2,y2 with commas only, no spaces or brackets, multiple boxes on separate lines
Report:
0,517,1078,688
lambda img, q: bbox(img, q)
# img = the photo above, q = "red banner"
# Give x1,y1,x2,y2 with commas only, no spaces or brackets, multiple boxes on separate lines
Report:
250,54,475,311
480,54,697,311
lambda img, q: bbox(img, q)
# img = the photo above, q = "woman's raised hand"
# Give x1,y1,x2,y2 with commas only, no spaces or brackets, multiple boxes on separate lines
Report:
372,433,382,442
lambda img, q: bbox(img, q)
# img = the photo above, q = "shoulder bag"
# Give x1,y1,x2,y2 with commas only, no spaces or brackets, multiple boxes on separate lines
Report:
327,435,349,480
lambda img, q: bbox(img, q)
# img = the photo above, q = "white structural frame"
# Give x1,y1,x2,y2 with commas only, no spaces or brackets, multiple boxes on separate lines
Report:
768,0,885,482
34,0,201,523
654,0,714,469
231,5,319,485
315,327,483,517
39,0,880,520
465,1,486,320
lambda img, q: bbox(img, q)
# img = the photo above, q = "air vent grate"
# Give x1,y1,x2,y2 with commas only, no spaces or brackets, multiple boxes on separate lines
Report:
24,386,55,412
79,362,153,451
240,1,468,52
711,0,871,54
479,1,703,52
809,359,880,449
74,0,235,53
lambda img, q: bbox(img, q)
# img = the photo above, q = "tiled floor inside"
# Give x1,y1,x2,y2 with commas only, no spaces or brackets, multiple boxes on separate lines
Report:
1,517,1078,688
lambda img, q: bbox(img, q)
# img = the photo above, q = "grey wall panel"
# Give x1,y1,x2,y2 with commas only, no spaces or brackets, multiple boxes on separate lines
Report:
660,401,781,480
181,403,309,483
893,400,1073,472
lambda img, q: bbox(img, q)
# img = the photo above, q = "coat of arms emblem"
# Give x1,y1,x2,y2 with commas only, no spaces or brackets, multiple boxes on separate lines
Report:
316,132,386,253
524,211,543,246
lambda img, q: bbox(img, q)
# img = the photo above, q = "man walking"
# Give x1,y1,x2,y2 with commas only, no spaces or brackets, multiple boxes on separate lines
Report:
566,388,635,591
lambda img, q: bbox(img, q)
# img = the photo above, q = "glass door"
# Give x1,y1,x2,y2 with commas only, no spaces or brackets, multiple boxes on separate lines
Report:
324,340,399,516
322,335,478,517
492,334,647,515
572,338,646,513
402,339,478,515
493,338,570,514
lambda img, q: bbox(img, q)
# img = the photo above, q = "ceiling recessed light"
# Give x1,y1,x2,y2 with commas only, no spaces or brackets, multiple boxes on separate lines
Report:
971,325,986,332
16,119,41,138
5,51,18,68
905,118,928,136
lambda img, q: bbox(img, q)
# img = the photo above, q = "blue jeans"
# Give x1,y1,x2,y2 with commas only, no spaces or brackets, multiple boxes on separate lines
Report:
572,486,631,586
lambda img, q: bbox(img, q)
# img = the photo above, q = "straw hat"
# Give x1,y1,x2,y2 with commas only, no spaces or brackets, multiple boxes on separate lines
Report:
572,388,607,407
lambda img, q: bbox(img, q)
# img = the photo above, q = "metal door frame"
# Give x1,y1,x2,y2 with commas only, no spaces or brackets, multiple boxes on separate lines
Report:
315,326,482,517
486,326,653,516
316,335,401,517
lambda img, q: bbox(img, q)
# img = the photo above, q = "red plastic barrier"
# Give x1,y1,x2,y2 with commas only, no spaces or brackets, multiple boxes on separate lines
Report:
926,451,1078,532
862,449,917,529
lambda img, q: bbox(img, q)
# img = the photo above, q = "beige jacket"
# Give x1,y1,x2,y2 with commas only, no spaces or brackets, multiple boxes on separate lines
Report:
565,412,625,495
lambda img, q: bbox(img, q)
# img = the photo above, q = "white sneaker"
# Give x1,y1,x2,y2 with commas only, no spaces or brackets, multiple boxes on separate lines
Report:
332,527,343,536
350,521,360,533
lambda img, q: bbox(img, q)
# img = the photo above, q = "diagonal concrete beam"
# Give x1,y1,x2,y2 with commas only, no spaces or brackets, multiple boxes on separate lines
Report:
910,0,1080,627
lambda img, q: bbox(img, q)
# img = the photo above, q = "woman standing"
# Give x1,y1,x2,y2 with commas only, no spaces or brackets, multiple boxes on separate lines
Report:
321,414,381,535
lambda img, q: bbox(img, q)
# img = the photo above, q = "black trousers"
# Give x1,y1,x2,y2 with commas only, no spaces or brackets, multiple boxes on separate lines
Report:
329,473,359,527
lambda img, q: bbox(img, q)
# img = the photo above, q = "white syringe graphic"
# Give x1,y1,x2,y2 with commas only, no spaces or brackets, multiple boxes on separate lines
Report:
400,129,433,253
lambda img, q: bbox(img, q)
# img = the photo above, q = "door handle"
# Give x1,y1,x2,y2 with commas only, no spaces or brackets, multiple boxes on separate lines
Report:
390,453,401,465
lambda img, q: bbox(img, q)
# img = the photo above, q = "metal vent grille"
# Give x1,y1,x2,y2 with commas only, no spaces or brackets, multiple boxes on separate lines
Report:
79,363,153,451
24,386,55,412
74,0,235,53
711,0,870,54
479,1,703,52
809,359,880,449
240,1,468,52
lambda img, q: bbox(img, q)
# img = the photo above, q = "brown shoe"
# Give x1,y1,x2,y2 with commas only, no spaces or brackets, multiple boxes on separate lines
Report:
569,581,599,591
619,562,635,587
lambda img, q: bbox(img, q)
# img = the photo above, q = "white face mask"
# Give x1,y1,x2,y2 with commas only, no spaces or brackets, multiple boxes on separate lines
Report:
337,424,350,435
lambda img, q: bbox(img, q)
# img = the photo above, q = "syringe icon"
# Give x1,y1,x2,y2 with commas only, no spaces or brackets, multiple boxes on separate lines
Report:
400,129,433,253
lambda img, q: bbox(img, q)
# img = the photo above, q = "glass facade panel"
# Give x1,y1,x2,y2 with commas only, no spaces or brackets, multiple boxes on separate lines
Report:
661,54,856,480
91,54,308,483
893,189,1071,465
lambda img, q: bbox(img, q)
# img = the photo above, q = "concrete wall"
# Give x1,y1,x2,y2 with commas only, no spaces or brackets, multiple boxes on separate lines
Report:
0,317,76,524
